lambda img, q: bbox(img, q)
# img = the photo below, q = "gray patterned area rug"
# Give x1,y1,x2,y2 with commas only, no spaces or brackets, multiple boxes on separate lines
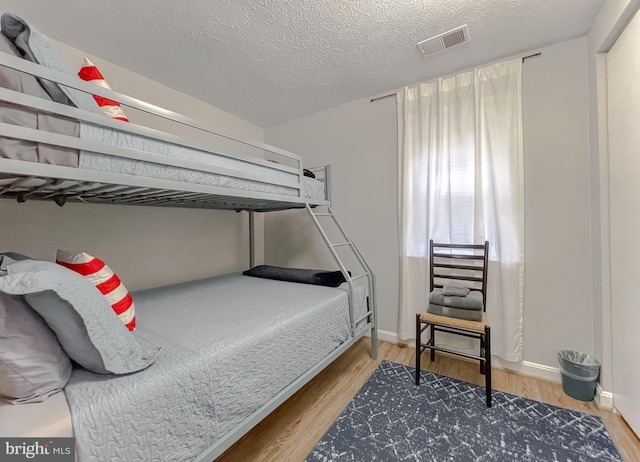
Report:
306,360,622,462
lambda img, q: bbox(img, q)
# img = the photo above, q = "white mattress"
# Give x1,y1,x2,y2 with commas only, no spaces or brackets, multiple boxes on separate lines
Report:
79,123,325,199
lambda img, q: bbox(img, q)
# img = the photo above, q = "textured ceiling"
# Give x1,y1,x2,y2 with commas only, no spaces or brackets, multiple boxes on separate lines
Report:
1,0,605,127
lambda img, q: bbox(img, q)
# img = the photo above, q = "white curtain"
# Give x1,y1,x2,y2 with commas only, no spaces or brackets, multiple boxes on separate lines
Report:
397,58,524,362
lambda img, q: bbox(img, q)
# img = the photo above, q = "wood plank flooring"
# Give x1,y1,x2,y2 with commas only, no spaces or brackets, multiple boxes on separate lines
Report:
216,339,640,462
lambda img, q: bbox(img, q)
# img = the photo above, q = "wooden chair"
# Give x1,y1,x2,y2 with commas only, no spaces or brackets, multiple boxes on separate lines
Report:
415,240,492,407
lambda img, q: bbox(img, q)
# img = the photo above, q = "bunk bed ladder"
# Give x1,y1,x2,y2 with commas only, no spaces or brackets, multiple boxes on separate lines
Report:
305,204,378,359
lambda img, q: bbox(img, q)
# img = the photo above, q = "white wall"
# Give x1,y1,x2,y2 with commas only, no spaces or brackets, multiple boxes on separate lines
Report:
0,201,252,291
264,96,399,334
0,41,265,290
264,37,594,369
521,37,593,367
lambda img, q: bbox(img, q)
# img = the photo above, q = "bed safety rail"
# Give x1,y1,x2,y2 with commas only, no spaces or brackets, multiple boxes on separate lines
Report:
0,51,329,211
0,52,302,168
307,164,332,205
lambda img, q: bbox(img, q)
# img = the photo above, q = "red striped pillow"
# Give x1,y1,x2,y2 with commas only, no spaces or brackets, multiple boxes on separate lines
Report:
78,58,129,122
56,250,136,331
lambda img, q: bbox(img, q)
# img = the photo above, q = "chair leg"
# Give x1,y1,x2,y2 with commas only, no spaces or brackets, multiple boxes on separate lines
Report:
429,324,435,361
480,334,486,375
415,314,421,385
485,325,492,408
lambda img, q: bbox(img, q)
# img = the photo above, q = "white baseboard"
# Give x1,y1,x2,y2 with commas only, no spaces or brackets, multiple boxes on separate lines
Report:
491,357,562,383
376,329,412,345
596,384,614,410
373,329,615,410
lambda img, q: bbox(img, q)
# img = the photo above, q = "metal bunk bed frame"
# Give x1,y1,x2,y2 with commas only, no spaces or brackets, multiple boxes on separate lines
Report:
0,50,378,460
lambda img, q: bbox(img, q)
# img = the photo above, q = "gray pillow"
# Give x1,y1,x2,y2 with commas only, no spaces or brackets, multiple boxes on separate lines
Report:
0,13,104,115
0,253,31,273
0,291,72,404
0,13,74,106
0,31,80,167
1,13,103,113
0,259,160,374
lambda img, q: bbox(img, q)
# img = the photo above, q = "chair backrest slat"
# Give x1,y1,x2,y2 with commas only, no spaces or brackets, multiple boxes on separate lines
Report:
433,252,485,260
434,274,484,283
433,242,487,250
434,263,481,271
429,240,489,310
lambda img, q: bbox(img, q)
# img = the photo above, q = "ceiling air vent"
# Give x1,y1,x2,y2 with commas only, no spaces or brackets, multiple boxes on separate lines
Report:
417,25,469,57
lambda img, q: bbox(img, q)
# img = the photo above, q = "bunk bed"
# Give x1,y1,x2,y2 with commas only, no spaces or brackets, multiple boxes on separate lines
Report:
0,14,378,462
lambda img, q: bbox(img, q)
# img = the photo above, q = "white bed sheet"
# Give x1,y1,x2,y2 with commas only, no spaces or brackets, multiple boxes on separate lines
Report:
0,392,73,438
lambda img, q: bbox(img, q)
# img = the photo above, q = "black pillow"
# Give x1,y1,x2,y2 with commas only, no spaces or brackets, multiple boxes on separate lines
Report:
243,265,347,287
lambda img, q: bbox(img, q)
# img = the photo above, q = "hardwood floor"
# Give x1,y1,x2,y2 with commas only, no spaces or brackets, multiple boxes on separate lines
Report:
216,339,640,462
